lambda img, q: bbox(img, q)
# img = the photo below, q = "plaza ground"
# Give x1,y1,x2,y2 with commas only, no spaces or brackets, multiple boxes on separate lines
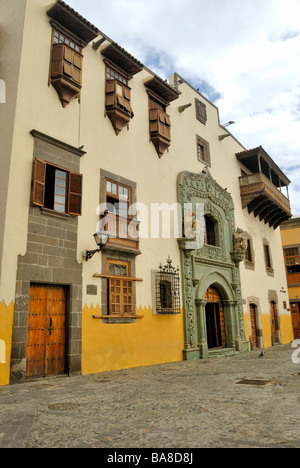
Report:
0,344,299,448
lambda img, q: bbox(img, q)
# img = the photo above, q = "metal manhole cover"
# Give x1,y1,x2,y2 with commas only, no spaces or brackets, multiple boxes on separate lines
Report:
236,379,274,387
48,402,81,411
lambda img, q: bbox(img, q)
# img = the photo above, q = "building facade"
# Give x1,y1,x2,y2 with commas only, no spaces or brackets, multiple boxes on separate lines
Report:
0,0,294,386
281,217,300,340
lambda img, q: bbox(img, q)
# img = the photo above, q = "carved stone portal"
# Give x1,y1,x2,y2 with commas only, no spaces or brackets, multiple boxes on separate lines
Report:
177,170,249,360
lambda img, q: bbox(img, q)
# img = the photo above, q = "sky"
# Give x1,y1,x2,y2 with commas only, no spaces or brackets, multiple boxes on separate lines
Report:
68,0,300,214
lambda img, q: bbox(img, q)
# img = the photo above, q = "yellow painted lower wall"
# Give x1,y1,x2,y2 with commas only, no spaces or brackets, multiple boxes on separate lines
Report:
243,312,250,351
244,311,294,350
261,314,272,349
280,315,294,344
0,301,14,387
82,305,185,375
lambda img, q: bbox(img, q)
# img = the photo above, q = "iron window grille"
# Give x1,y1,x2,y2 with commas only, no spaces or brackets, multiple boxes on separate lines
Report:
155,257,181,315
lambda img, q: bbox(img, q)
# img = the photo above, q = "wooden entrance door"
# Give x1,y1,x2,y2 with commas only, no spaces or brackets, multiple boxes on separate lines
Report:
270,301,278,345
291,303,300,339
26,284,67,378
250,304,258,348
205,286,226,349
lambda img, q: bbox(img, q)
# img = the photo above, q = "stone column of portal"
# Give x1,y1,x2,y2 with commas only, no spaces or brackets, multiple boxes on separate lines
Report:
195,298,209,359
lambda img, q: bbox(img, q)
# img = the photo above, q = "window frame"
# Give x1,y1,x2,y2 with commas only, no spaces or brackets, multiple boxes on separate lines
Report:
106,259,134,317
245,239,253,263
196,135,211,167
264,244,272,269
32,158,82,216
204,215,219,247
153,261,181,316
284,247,300,273
105,178,131,217
106,64,129,86
243,233,255,271
263,238,274,276
52,29,81,52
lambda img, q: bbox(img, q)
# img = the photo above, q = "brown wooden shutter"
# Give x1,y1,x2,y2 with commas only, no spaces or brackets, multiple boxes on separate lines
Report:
123,87,131,101
32,158,46,207
72,52,82,84
73,53,82,70
51,44,64,78
106,80,115,93
106,80,116,107
63,62,73,77
68,172,82,216
64,46,73,64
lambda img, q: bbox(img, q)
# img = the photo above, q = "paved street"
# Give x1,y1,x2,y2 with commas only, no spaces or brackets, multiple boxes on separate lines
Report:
0,344,300,449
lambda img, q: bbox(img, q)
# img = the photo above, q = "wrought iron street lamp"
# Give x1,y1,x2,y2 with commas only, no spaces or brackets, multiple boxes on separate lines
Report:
82,232,109,261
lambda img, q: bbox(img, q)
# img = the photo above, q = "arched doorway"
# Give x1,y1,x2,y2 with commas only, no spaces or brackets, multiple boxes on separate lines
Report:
205,286,226,349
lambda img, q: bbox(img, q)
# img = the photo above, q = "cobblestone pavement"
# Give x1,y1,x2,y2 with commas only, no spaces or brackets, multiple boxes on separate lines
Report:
0,344,300,449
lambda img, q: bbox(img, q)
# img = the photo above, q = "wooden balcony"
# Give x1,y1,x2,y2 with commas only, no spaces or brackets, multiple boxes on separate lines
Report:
101,212,140,254
239,172,292,229
50,43,83,108
105,80,133,135
237,146,292,229
287,272,300,285
149,108,171,158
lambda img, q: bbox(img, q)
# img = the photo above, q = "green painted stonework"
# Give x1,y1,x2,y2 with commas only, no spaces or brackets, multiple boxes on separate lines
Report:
177,170,249,360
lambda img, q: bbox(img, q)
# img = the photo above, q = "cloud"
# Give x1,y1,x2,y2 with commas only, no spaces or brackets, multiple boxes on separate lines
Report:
68,0,300,213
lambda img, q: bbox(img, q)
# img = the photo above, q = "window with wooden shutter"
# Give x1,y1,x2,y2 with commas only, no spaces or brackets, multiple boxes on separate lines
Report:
107,260,134,317
32,159,46,207
105,78,133,117
148,95,171,158
68,172,82,216
32,159,82,216
104,63,134,135
51,43,83,85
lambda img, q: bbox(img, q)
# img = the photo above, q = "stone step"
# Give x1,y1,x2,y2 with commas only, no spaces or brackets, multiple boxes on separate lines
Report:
208,348,239,359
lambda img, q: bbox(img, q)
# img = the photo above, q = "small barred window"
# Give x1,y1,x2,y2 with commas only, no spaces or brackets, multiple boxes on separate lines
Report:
155,258,180,315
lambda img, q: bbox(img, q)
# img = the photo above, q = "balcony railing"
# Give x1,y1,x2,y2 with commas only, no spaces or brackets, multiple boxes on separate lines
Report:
101,212,140,253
